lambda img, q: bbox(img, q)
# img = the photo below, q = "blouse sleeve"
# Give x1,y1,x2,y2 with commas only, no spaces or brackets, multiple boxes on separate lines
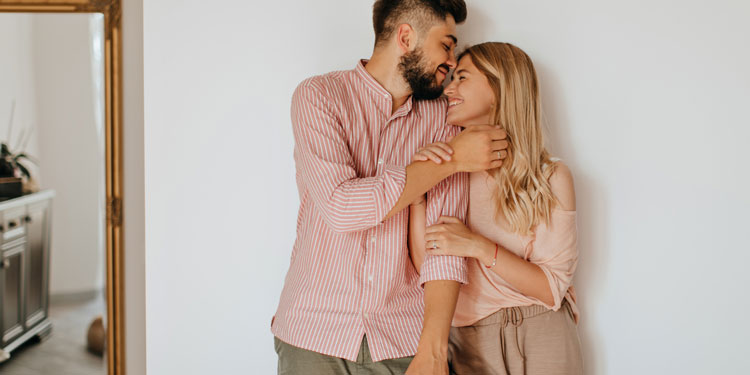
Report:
525,209,578,311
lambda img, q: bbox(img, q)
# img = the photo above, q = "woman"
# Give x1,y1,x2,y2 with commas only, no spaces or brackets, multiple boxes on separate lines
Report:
409,42,583,374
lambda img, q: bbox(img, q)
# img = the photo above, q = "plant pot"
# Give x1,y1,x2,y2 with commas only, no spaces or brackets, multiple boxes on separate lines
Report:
0,177,23,198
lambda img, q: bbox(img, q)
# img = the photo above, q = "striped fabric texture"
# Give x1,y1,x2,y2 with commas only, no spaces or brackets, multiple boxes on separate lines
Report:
272,60,469,362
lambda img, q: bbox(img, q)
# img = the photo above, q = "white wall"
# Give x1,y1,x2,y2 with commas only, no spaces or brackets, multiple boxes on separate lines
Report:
32,13,106,297
142,1,750,374
144,2,370,374
122,0,147,372
0,14,40,178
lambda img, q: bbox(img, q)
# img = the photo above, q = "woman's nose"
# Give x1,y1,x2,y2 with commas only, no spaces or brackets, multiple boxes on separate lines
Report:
444,80,457,95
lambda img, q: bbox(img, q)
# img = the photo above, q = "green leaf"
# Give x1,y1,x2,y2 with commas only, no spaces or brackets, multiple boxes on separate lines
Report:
16,163,30,179
14,153,38,165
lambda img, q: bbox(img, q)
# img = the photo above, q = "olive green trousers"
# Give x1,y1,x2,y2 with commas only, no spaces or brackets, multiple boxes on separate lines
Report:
274,336,413,375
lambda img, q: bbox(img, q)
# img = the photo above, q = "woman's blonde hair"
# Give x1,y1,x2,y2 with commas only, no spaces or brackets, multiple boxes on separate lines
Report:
459,42,557,235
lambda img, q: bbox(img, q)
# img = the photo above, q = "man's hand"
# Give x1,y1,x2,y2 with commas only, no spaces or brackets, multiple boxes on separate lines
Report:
405,345,449,375
449,125,508,172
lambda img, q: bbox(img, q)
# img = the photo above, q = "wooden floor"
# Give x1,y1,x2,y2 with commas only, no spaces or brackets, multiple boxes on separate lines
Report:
0,295,106,374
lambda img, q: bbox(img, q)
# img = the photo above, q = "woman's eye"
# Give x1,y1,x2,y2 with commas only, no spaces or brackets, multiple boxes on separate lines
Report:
443,44,450,51
458,76,466,81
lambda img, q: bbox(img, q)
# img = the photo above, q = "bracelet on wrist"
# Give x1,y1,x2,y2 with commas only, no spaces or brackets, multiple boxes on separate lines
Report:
485,244,498,269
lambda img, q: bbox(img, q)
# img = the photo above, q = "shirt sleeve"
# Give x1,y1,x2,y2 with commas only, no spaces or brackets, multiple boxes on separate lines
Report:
418,123,469,286
525,209,578,311
291,81,406,233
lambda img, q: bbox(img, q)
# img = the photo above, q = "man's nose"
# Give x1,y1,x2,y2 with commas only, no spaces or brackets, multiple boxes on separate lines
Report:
446,50,457,69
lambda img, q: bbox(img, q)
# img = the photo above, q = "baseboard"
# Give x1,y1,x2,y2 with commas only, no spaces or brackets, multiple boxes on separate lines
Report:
50,288,104,304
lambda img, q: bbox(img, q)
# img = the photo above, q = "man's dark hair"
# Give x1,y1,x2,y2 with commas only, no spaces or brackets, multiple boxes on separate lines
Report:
372,0,467,46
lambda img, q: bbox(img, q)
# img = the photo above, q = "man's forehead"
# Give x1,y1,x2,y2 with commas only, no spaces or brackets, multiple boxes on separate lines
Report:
428,16,457,41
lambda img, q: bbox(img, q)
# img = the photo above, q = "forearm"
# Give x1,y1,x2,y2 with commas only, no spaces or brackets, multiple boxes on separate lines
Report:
418,280,460,356
475,239,555,306
383,160,456,222
408,201,427,274
302,162,408,232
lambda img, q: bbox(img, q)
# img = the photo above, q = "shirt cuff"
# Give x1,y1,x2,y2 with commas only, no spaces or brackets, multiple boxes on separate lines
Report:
418,254,467,287
374,163,407,224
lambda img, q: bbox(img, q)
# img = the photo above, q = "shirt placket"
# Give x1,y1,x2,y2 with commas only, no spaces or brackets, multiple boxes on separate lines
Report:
360,107,387,335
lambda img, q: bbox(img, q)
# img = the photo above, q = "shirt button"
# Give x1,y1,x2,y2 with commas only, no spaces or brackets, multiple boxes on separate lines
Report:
371,236,376,243
363,312,370,319
368,274,374,282
378,159,384,165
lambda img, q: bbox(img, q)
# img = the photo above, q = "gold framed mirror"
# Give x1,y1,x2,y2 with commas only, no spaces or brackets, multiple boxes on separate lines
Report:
0,1,124,374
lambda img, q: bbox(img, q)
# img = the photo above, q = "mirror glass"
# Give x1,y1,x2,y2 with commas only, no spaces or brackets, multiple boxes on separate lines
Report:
0,12,107,375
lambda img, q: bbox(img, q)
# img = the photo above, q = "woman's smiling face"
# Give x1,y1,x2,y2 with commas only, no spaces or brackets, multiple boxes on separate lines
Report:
445,54,496,127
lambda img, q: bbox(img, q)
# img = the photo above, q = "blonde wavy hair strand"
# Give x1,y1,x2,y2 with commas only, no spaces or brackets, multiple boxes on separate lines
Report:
459,42,557,235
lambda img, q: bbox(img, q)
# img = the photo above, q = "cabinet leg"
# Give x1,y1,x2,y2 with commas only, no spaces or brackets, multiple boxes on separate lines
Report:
34,323,53,342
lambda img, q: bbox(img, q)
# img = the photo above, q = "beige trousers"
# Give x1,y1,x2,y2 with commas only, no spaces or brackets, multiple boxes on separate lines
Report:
448,301,583,375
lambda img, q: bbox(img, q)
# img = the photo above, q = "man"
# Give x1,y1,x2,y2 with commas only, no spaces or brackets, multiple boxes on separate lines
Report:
272,1,508,374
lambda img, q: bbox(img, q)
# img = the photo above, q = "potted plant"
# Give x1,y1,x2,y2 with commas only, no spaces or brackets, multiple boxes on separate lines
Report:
0,142,36,198
1,101,38,198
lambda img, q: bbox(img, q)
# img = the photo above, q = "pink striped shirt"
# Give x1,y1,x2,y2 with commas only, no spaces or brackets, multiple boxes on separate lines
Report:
272,60,469,362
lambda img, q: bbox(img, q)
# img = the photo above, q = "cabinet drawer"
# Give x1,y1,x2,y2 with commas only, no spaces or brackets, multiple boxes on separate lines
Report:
1,207,27,243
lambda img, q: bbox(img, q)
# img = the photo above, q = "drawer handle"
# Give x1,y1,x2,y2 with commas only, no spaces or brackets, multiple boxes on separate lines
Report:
0,259,9,269
24,216,31,223
8,221,17,229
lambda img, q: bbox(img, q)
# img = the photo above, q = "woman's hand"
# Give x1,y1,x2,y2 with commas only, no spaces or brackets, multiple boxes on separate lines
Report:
413,142,454,164
424,216,494,261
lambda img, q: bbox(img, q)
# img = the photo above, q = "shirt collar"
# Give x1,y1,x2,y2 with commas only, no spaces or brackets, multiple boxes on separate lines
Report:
355,59,417,119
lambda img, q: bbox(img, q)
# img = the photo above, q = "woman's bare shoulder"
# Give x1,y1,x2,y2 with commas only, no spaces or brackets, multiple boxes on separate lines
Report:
549,161,576,211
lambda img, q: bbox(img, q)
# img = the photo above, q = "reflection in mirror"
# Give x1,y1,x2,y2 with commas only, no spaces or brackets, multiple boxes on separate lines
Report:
0,12,106,374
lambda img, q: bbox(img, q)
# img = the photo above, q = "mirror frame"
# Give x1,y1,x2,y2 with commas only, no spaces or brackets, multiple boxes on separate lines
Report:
0,1,125,374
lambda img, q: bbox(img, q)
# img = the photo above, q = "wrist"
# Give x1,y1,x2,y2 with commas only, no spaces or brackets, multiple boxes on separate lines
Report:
416,335,449,358
475,237,496,266
443,158,461,175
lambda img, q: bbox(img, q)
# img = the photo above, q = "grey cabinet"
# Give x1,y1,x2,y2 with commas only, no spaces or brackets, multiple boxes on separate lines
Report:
24,201,50,329
1,245,25,346
0,191,54,362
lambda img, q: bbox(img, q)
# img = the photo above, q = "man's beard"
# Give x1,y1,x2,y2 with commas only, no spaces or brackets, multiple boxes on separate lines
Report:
399,49,445,100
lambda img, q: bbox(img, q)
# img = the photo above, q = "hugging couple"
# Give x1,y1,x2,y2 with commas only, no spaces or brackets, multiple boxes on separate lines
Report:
271,1,582,374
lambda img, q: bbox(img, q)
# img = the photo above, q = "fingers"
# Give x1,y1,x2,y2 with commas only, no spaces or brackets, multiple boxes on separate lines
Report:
433,142,454,155
424,232,442,244
428,145,453,162
488,159,504,169
425,224,445,234
489,128,508,141
491,140,509,152
438,216,461,224
491,150,508,161
417,149,445,164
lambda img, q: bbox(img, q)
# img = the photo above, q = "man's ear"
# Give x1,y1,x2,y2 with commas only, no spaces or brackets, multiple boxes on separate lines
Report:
396,23,416,53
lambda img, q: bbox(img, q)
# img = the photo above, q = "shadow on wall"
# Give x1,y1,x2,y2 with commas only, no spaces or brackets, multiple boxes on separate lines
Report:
455,4,498,49
536,61,611,375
